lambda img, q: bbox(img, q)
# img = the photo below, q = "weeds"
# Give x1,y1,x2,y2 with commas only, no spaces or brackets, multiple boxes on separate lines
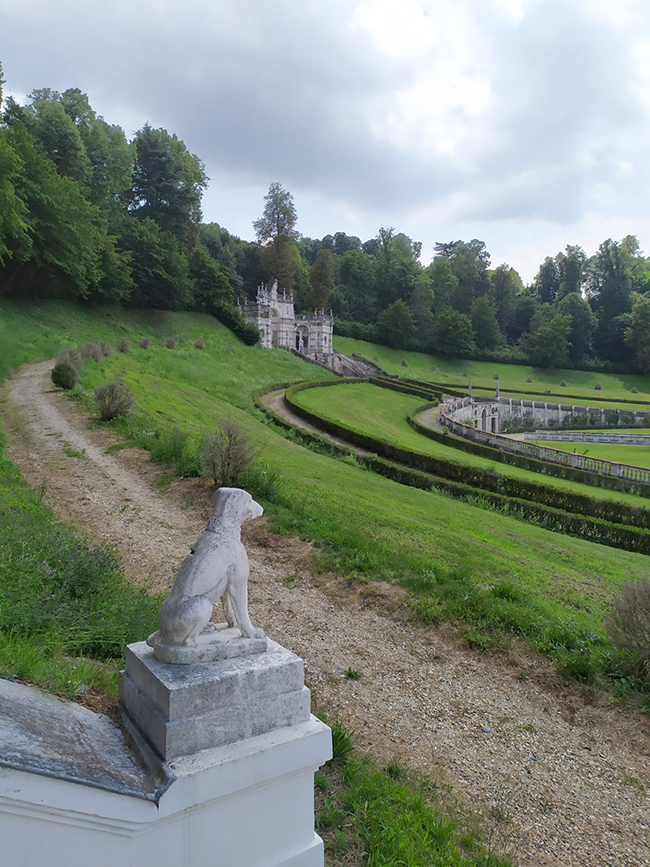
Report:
95,381,134,421
200,417,260,487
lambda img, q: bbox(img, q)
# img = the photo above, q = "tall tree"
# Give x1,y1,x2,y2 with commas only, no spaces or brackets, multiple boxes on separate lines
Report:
375,299,417,349
128,124,207,247
519,309,572,368
431,307,475,356
555,245,585,301
489,264,522,336
534,256,560,304
443,239,491,314
471,296,501,350
625,296,650,373
308,248,335,309
253,182,298,292
556,292,595,362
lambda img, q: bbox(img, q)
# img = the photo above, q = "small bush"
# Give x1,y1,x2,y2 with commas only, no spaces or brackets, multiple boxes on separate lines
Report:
58,348,82,369
401,360,408,368
94,381,134,421
51,360,78,390
594,382,602,390
166,338,177,349
194,339,205,350
606,578,650,677
560,380,567,387
632,387,639,394
201,417,260,487
116,337,130,353
462,371,468,377
373,355,379,362
526,376,533,383
138,338,151,350
99,341,113,356
493,373,499,380
81,342,102,362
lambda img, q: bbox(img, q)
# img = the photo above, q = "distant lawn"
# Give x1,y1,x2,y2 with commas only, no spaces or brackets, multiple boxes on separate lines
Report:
334,336,650,402
531,440,650,469
3,299,650,686
291,381,650,510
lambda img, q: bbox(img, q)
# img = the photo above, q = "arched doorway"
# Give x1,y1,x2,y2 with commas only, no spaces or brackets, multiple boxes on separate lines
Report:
295,325,309,353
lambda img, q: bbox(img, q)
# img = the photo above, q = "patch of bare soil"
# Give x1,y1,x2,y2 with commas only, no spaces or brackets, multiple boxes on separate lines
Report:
3,362,650,866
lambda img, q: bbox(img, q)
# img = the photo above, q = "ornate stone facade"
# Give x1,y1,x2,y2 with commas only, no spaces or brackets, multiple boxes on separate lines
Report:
242,280,333,361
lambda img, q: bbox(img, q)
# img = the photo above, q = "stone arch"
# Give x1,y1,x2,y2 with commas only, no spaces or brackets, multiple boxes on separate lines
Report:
295,324,309,352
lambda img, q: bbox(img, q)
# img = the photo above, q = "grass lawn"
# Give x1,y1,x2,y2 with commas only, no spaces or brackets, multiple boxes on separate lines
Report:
2,300,650,686
334,336,650,402
291,381,650,511
531,440,650,469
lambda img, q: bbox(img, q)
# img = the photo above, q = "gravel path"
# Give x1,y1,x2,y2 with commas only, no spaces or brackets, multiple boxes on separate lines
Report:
4,362,650,866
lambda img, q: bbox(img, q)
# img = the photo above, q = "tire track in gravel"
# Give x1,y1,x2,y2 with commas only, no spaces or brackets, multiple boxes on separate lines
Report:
4,362,650,867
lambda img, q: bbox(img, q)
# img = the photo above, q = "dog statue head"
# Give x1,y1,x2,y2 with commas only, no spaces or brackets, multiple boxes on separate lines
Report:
206,487,264,531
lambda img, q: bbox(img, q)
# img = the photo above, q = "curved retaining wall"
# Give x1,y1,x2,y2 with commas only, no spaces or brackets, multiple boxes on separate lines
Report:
523,431,650,445
441,397,650,484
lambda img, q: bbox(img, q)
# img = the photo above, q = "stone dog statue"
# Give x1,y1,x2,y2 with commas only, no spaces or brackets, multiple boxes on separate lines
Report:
147,488,267,664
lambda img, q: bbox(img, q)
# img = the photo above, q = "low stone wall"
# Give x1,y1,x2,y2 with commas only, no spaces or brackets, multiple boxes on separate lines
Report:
440,397,650,483
523,431,650,445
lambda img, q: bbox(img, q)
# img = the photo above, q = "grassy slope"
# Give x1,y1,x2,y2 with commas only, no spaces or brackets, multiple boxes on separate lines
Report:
531,440,650,469
334,336,650,402
3,300,649,681
291,381,650,510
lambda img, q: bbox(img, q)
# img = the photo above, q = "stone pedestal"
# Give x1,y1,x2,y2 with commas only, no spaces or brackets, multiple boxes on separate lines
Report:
120,638,311,760
1,639,331,867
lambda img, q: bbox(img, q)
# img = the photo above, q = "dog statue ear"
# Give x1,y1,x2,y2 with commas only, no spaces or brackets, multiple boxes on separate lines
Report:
211,487,250,521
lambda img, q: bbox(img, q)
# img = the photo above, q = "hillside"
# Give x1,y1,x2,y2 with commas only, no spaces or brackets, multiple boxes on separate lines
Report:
2,300,650,866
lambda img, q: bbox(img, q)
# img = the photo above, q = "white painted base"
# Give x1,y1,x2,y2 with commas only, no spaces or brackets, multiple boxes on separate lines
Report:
0,716,331,867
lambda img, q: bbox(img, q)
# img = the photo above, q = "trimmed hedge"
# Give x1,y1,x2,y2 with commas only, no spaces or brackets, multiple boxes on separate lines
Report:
285,381,650,531
424,381,650,406
409,405,650,499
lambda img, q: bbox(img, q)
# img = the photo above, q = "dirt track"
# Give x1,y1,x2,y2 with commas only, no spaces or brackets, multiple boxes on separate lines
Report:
4,361,650,866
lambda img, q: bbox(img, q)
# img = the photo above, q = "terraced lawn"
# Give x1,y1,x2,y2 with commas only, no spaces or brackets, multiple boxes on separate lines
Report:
333,336,650,403
291,380,650,510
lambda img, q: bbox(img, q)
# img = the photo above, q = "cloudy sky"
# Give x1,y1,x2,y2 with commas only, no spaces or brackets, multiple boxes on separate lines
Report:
2,0,649,282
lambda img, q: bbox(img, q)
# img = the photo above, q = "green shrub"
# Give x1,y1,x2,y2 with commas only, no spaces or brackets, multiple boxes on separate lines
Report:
94,381,134,421
51,360,78,390
632,387,639,394
200,418,260,486
116,337,130,353
166,338,177,349
493,373,499,380
138,337,151,349
81,342,102,362
560,380,567,387
401,360,408,367
606,578,650,678
194,339,205,349
595,382,602,390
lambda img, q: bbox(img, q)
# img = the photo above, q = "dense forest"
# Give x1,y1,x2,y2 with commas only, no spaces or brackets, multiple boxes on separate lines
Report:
2,67,650,372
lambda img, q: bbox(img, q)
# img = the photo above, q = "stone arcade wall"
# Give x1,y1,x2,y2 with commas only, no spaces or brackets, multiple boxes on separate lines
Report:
440,396,650,483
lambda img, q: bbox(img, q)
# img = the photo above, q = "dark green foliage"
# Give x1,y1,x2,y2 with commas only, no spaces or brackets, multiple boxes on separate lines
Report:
432,307,475,356
375,299,417,349
94,381,134,421
51,360,78,390
211,301,260,346
127,123,207,245
520,311,572,368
